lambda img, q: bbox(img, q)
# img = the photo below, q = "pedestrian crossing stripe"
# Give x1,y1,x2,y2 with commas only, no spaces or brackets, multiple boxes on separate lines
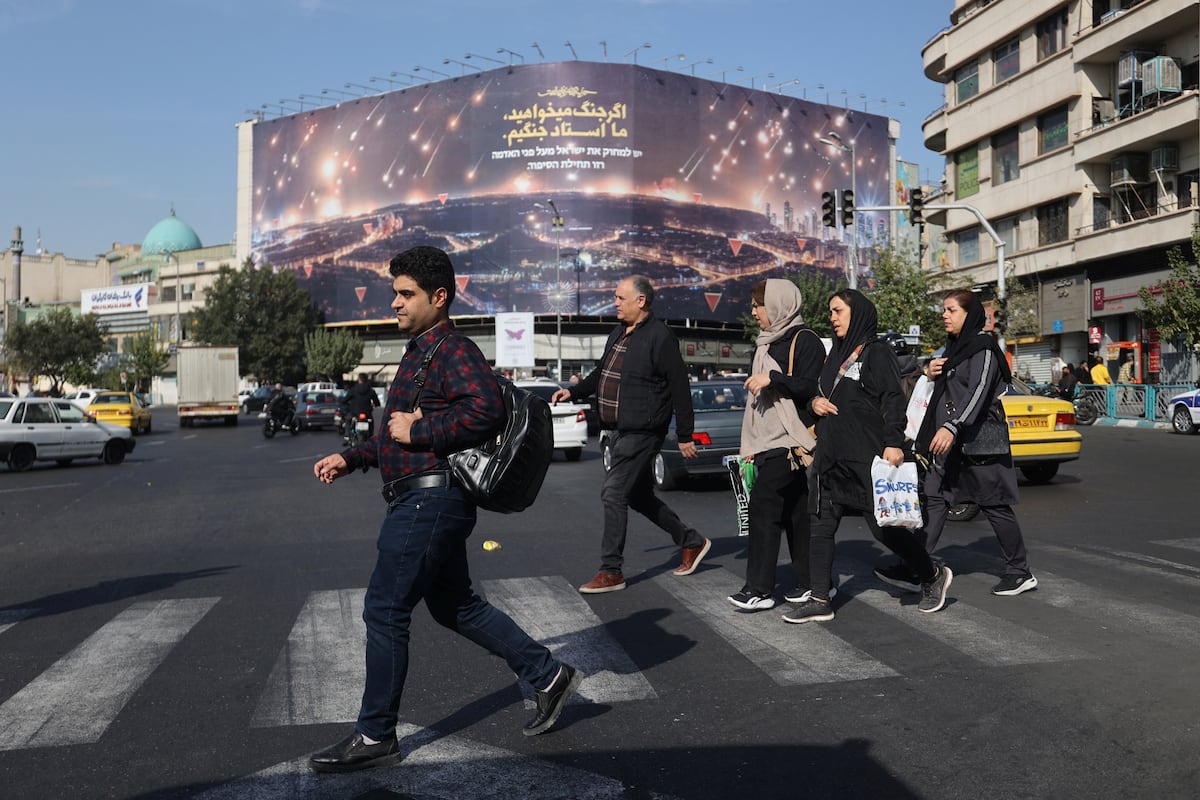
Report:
0,608,34,638
0,597,219,751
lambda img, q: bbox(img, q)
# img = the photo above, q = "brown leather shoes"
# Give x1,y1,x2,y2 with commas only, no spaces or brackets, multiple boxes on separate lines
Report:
578,571,626,593
673,538,711,576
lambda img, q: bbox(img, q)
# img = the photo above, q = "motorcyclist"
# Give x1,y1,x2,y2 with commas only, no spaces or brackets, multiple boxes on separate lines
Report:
340,373,380,441
264,382,295,426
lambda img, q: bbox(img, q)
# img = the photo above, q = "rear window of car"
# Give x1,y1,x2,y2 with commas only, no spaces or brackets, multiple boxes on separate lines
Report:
93,394,130,405
692,385,747,411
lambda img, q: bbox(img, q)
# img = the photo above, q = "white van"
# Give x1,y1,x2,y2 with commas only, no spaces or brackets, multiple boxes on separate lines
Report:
64,388,111,411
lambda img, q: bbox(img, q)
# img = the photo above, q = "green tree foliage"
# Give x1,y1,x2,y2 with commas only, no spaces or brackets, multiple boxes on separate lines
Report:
191,258,319,383
862,245,946,354
740,268,843,341
1137,227,1200,350
3,308,108,395
304,327,363,383
1003,276,1039,337
124,331,170,391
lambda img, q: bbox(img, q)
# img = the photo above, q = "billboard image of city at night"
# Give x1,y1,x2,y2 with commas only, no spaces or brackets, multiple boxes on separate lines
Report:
243,61,891,324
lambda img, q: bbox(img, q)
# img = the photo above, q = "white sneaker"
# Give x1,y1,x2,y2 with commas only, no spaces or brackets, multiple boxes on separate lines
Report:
784,586,838,604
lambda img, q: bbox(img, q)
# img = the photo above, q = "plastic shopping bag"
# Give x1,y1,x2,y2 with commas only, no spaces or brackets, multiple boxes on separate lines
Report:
870,456,923,528
904,375,934,442
724,455,753,537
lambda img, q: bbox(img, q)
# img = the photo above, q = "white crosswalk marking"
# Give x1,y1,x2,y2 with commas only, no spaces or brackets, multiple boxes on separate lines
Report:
251,589,365,728
482,575,657,703
0,608,34,638
0,597,218,750
654,567,898,685
1152,538,1200,554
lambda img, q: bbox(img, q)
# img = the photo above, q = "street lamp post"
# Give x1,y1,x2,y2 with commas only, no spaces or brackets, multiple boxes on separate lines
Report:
535,201,565,379
167,251,182,346
818,131,857,289
624,43,652,64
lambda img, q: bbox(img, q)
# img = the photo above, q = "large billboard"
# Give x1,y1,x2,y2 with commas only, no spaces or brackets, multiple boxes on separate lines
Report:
247,62,890,324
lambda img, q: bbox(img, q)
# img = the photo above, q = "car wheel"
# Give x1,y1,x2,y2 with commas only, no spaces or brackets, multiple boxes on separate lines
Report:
564,447,582,462
947,502,980,522
7,445,35,472
652,452,677,491
1172,405,1197,435
242,403,251,415
1019,463,1059,484
601,439,613,472
102,440,126,465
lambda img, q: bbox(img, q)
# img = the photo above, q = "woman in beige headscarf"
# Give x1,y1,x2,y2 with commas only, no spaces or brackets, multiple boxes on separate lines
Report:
728,279,826,612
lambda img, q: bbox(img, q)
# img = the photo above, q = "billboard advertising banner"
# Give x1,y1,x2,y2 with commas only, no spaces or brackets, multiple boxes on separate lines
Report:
247,62,890,324
82,283,150,315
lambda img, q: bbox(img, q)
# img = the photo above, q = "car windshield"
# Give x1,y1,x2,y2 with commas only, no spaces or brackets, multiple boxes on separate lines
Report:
692,384,747,411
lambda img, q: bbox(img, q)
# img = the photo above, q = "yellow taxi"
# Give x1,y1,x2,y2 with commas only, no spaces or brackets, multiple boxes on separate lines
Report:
1001,376,1083,484
87,391,153,435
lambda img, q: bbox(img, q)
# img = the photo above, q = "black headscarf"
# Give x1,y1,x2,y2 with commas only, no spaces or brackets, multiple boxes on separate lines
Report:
818,289,878,397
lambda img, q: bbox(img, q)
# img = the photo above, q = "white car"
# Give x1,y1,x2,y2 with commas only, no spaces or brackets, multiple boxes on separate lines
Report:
63,388,111,412
0,397,135,471
1168,385,1200,435
513,380,589,462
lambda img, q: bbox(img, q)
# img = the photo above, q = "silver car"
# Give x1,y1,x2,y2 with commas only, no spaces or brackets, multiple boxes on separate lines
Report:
0,397,136,472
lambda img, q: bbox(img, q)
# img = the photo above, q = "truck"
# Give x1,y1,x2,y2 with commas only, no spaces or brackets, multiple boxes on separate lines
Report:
177,346,240,427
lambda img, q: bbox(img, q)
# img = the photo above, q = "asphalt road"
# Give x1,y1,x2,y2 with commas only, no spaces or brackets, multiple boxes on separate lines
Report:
0,409,1197,799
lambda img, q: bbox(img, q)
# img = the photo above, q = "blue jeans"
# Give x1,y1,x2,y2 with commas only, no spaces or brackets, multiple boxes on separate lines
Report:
357,485,559,739
599,432,703,573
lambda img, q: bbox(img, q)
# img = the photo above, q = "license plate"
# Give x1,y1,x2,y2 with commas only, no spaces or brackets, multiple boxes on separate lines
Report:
355,422,369,431
1010,418,1045,429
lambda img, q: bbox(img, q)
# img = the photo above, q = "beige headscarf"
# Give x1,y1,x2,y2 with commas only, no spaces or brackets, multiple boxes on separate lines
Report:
740,279,817,461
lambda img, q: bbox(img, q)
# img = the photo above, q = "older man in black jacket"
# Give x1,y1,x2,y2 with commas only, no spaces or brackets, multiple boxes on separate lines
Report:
554,275,710,594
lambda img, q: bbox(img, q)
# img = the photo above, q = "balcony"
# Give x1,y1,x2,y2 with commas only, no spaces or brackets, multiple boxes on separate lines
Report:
1075,91,1199,164
923,103,949,153
1075,203,1200,263
1074,0,1196,65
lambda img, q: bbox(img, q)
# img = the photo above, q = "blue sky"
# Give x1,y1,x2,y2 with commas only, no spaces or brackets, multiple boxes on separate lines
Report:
1,0,952,259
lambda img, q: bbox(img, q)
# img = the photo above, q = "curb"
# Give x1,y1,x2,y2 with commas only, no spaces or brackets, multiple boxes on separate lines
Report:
1091,417,1171,430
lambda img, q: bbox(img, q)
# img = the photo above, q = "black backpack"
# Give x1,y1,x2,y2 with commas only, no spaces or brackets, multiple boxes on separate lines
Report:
414,337,554,513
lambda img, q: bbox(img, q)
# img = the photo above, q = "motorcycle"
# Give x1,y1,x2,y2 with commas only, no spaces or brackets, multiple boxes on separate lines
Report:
345,411,373,447
262,405,299,438
1034,384,1099,426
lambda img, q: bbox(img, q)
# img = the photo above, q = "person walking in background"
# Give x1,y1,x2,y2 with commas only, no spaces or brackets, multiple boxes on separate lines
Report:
308,247,579,774
908,289,1037,597
728,279,824,612
785,290,951,624
1089,354,1112,385
553,275,710,594
1117,354,1136,384
1057,362,1079,400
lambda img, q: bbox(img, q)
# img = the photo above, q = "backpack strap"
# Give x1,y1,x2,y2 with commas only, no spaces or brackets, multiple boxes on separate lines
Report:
410,335,450,410
786,328,823,376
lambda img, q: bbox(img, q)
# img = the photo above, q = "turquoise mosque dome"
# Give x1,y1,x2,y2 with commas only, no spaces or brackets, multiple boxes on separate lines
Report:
141,207,202,255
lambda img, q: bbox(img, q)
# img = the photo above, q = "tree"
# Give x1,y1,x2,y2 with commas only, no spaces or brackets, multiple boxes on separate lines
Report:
305,327,363,383
1137,227,1200,350
862,244,946,354
124,331,170,392
191,258,319,383
3,308,109,395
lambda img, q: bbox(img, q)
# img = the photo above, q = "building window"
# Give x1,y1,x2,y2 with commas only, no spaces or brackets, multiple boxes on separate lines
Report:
182,283,195,302
161,286,177,303
1037,8,1068,60
1038,106,1068,154
955,144,980,198
958,227,980,264
997,215,1020,254
1180,170,1198,209
955,62,979,103
994,38,1020,83
1037,199,1069,245
992,128,1020,184
1093,196,1111,231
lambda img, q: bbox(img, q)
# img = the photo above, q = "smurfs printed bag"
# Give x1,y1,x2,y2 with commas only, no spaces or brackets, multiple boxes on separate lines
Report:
870,456,923,529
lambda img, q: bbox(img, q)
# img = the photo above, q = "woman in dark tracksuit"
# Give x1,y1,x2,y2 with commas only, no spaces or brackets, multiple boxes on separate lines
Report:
728,279,825,612
784,289,952,624
916,289,1037,597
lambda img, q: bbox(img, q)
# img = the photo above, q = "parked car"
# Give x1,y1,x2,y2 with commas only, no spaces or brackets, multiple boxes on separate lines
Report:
513,380,589,461
1,397,135,471
241,386,275,414
1167,385,1200,435
560,382,600,436
600,380,747,490
298,381,338,395
86,391,153,434
64,388,111,412
294,391,342,430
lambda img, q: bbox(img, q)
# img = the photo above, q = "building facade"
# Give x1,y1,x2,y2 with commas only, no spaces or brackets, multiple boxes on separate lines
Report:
922,0,1199,383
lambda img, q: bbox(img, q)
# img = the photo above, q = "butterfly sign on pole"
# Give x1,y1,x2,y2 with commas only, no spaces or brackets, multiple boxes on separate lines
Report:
495,312,535,369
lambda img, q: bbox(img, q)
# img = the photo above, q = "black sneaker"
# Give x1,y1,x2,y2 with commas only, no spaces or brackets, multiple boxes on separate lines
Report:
781,599,835,624
992,572,1038,596
783,586,839,604
918,565,953,613
874,563,921,593
523,665,582,736
728,590,776,611
309,731,401,773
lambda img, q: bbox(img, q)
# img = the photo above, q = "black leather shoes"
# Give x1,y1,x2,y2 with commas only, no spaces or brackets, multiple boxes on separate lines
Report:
308,731,401,773
523,664,582,736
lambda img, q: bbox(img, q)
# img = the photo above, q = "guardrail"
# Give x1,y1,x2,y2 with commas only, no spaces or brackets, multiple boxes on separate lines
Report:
1031,383,1195,424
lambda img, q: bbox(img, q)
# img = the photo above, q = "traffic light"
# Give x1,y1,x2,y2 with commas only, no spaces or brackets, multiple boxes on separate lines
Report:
820,191,836,227
992,297,1007,335
909,186,924,225
841,189,855,227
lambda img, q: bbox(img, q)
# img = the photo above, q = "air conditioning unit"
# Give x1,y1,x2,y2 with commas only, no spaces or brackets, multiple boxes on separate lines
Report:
1141,56,1182,94
1151,145,1179,172
1117,50,1156,85
1111,153,1149,186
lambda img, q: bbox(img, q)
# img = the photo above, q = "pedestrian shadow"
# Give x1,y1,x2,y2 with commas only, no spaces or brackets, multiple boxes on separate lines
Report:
0,566,237,621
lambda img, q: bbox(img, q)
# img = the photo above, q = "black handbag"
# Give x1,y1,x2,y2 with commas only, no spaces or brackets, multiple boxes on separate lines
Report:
959,399,1010,461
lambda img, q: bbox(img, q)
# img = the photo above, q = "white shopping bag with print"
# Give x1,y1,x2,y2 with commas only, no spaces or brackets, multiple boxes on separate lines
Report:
904,375,934,442
870,456,923,529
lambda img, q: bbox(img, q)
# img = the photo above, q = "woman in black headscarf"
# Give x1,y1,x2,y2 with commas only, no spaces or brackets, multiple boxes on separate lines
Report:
915,289,1036,597
783,290,951,624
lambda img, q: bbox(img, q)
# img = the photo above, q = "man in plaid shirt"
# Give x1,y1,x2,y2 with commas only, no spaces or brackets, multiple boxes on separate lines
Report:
309,246,580,773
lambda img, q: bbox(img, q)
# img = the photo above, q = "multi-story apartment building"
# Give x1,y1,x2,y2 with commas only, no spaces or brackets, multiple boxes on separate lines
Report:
922,0,1198,382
